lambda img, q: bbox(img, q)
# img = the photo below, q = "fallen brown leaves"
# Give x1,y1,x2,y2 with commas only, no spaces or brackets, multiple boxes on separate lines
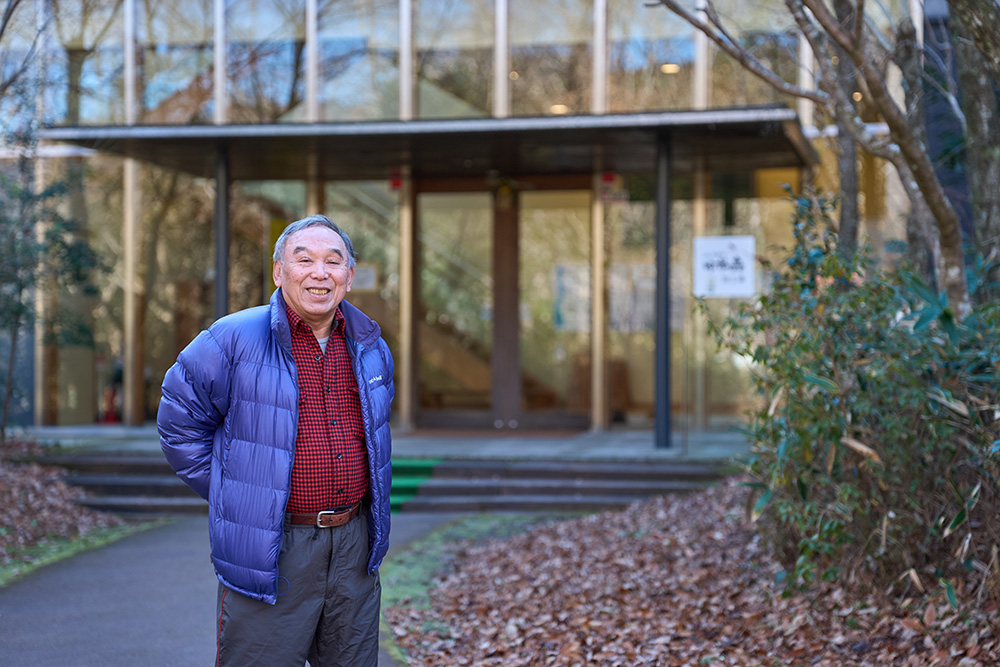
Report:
0,439,123,564
385,480,1000,666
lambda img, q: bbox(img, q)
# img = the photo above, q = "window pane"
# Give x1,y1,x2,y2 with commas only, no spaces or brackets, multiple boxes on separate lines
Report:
227,0,306,123
417,192,493,413
518,190,590,418
325,181,400,367
415,0,493,118
318,0,399,121
141,165,217,419
509,0,592,116
137,0,215,124
607,0,694,112
708,0,797,108
48,0,125,125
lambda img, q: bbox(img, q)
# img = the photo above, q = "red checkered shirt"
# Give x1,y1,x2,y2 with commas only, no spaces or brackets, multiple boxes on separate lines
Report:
285,305,369,513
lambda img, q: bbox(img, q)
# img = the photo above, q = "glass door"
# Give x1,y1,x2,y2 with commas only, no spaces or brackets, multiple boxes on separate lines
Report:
518,190,591,428
416,192,494,425
414,185,592,430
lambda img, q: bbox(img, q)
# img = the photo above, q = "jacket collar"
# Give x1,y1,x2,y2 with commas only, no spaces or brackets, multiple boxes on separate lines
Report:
269,289,381,350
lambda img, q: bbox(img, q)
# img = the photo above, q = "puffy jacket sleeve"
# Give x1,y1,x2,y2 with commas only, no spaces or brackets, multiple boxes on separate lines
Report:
157,328,232,500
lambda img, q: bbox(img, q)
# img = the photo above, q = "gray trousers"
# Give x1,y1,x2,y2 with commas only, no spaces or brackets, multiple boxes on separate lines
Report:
215,513,381,667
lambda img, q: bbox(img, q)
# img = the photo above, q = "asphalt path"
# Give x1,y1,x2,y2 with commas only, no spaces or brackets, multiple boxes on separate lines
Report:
0,513,460,666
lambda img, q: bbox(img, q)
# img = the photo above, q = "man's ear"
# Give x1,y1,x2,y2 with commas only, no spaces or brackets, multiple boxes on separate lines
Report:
272,260,282,287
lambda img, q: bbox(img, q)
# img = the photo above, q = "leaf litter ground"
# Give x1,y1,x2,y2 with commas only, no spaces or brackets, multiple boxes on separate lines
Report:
384,480,999,666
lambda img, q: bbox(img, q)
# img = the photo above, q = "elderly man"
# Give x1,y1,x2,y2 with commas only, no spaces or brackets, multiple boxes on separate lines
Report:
157,214,394,666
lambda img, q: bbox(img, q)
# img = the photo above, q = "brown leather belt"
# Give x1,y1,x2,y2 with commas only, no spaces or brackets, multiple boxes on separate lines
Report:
286,502,362,528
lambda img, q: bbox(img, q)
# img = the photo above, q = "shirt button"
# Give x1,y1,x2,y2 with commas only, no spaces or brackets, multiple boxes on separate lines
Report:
314,354,322,361
336,453,343,460
331,420,337,426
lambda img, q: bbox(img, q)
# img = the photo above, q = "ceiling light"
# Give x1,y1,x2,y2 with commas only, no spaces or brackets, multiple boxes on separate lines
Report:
852,91,863,102
660,63,681,74
550,104,569,115
509,71,519,81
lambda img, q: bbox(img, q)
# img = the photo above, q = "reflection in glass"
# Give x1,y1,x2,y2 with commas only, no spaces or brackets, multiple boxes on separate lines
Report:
226,0,306,123
606,186,656,427
608,0,693,112
708,0,797,107
38,156,123,423
48,0,125,125
509,0,592,116
230,181,306,312
317,0,399,120
415,0,493,118
417,193,493,412
325,181,400,355
518,191,590,417
139,164,216,419
137,0,214,124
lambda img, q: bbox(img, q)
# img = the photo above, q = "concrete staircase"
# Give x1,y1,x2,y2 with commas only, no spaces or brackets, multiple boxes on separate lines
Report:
396,460,724,512
37,453,728,515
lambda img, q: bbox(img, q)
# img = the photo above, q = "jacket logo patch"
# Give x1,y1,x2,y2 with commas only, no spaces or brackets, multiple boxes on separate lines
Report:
368,374,383,385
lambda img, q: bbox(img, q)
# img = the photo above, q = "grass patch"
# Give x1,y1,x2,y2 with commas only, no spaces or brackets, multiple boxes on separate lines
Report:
0,518,171,588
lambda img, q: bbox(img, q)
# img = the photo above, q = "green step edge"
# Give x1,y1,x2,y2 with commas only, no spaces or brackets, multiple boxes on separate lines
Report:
390,458,442,476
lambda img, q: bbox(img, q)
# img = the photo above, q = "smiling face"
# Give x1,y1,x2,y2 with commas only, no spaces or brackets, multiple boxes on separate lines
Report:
273,225,354,337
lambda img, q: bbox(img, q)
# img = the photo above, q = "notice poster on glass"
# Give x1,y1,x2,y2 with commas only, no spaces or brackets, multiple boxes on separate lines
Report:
553,264,591,332
692,235,756,298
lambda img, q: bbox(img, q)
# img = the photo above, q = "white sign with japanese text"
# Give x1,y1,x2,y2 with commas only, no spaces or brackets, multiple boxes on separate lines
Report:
692,235,756,298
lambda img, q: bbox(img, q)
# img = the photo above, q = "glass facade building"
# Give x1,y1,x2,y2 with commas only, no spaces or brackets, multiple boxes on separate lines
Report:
12,0,910,447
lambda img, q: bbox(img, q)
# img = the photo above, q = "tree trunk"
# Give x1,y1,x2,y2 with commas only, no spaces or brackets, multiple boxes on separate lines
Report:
832,0,859,257
949,0,1000,85
0,310,20,446
894,16,970,314
954,21,1000,282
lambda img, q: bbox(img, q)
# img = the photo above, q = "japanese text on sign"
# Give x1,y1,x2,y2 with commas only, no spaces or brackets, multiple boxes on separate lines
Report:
692,235,756,298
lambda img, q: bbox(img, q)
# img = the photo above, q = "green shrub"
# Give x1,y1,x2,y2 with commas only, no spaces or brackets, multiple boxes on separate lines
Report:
701,193,1000,601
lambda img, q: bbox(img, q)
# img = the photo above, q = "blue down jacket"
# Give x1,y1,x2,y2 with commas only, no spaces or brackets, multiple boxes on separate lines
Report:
157,289,394,605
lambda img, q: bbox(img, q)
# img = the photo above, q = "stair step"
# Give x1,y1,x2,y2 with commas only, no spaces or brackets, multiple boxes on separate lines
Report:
36,453,172,475
43,451,726,515
400,495,646,513
416,477,709,497
430,459,723,482
62,473,201,498
75,495,207,515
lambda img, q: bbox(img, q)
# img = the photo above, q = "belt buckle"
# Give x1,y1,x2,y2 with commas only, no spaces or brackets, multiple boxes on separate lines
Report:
316,510,339,527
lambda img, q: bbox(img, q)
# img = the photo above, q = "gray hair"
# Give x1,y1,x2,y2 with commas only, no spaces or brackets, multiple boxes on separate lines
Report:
272,214,357,268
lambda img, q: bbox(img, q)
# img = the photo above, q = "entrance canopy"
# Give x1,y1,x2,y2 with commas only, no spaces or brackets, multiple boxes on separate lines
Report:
38,105,816,445
39,105,815,180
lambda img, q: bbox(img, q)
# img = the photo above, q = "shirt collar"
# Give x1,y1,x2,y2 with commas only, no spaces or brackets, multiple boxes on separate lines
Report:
285,304,344,339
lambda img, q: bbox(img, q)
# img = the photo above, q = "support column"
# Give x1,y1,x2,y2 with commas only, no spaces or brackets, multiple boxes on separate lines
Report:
591,0,607,114
590,171,608,430
492,186,520,428
494,0,509,117
692,159,707,431
214,146,230,320
654,135,673,448
399,0,414,120
214,0,227,125
122,159,142,425
398,169,417,430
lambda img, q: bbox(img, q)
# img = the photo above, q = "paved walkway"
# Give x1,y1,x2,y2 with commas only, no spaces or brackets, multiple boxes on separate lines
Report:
0,512,463,667
0,425,748,666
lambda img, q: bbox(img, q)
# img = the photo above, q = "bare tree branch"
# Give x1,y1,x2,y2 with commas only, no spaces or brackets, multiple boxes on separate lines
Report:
0,0,24,43
649,0,828,105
